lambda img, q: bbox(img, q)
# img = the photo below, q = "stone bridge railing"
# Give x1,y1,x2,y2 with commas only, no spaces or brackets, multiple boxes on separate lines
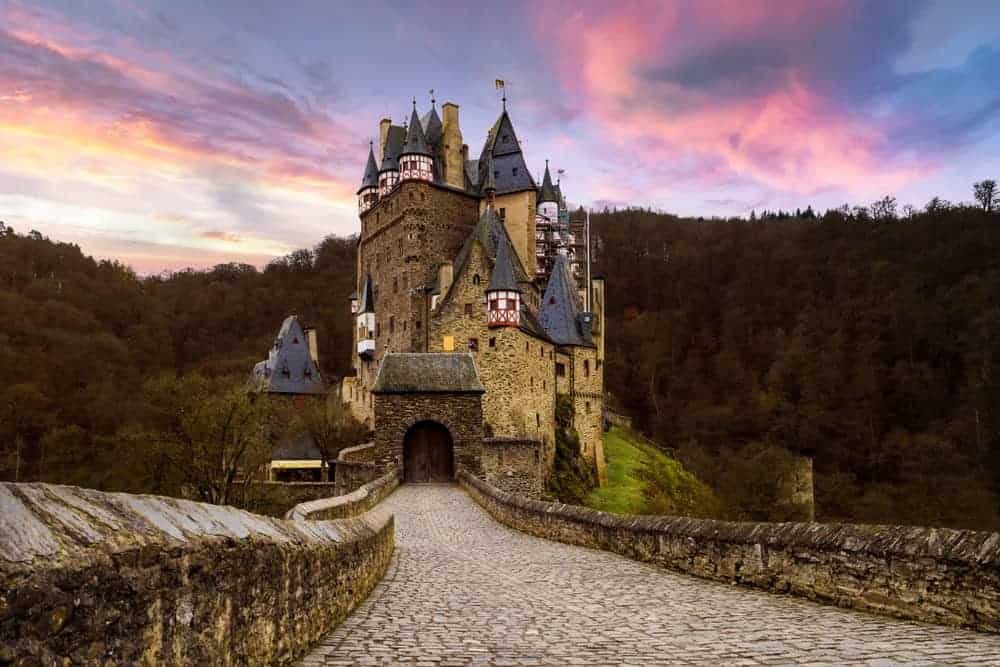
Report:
0,482,394,665
285,467,401,521
459,470,1000,632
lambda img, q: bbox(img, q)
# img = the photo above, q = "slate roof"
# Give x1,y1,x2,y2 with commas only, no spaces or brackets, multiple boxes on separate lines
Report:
358,144,379,193
488,233,519,292
449,208,529,299
538,255,594,347
272,434,322,461
402,106,432,156
250,316,326,394
372,353,485,394
538,161,559,204
358,274,375,314
420,106,443,147
477,110,537,195
381,125,406,172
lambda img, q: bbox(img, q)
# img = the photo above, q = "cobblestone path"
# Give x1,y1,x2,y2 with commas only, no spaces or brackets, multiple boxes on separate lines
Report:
303,485,1000,666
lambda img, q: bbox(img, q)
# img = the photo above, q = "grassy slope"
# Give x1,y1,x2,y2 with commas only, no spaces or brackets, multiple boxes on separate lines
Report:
586,426,714,515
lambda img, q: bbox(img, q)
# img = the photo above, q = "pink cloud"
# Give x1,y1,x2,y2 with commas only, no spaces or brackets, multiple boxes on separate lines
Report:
535,1,929,198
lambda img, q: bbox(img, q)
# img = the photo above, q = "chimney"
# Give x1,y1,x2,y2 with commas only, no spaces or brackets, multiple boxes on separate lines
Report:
441,103,464,189
378,118,391,161
304,327,319,365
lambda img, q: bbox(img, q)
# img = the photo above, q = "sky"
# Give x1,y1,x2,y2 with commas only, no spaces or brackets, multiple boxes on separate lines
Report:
2,0,1000,273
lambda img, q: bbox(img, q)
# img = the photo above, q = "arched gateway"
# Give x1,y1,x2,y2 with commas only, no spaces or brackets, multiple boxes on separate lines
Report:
370,353,486,480
402,421,455,483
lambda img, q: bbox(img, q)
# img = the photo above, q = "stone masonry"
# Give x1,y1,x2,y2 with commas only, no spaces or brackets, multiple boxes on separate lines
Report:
372,393,484,475
303,484,1000,666
0,482,393,665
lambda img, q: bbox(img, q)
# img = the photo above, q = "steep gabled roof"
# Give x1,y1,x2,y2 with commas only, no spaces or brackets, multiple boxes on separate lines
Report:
358,144,379,194
381,125,405,171
421,106,443,147
538,254,593,347
478,110,537,195
449,209,529,301
538,160,559,204
250,315,326,394
488,233,519,292
402,106,431,157
372,353,485,394
358,274,375,314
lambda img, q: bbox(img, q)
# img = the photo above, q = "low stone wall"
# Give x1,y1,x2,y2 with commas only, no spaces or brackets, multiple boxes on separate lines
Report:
459,471,1000,632
338,441,376,463
246,481,341,517
286,468,401,521
1,482,394,665
481,437,543,499
334,461,385,495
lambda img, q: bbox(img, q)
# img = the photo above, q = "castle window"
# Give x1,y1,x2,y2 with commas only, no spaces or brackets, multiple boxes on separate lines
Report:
468,338,479,352
584,360,590,377
525,341,530,352
494,169,500,179
403,321,408,331
536,413,541,427
389,317,394,333
499,207,506,220
420,192,426,201
489,337,496,348
464,303,473,316
530,377,534,388
393,277,398,293
586,401,591,413
502,134,509,143
540,347,544,358
416,320,421,329
556,363,566,377
409,191,414,200
473,274,481,285
512,167,518,176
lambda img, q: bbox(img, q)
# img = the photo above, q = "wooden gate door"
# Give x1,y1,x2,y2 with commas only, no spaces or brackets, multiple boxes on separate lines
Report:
403,422,454,483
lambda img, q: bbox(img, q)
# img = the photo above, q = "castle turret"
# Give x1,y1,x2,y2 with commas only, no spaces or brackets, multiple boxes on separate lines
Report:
399,101,433,182
486,237,520,328
379,123,404,196
357,274,376,358
358,142,380,213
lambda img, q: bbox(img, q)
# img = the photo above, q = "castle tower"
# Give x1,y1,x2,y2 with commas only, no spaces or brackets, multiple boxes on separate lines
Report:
379,124,404,196
486,236,520,328
358,143,380,214
399,102,434,182
356,274,376,359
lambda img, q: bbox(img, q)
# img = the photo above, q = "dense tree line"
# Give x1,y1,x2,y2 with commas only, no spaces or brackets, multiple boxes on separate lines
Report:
0,223,356,492
592,196,1000,529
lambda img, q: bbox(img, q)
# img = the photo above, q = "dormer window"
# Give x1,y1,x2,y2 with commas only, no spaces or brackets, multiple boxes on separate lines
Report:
502,134,509,143
512,167,518,176
304,366,313,380
281,362,290,378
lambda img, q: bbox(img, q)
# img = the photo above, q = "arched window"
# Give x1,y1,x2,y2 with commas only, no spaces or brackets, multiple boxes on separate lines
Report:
473,274,481,285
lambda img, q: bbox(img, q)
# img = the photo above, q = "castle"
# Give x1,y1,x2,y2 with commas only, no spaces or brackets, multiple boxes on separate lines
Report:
339,97,607,491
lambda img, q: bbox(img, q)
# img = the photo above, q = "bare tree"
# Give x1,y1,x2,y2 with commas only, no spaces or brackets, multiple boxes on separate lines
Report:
136,373,275,505
974,180,999,212
291,396,368,473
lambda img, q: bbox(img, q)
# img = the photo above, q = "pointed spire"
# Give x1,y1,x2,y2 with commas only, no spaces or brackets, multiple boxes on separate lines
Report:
539,159,559,204
358,141,379,193
359,274,376,314
488,237,520,293
538,255,590,346
401,103,430,156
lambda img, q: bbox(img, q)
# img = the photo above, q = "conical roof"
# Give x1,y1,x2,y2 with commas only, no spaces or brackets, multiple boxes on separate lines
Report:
538,255,592,346
488,233,520,293
401,105,431,156
380,125,405,172
539,160,559,204
358,143,379,194
477,109,536,195
358,274,376,314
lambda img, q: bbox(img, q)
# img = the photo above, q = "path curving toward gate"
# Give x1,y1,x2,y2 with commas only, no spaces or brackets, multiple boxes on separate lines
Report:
302,485,1000,666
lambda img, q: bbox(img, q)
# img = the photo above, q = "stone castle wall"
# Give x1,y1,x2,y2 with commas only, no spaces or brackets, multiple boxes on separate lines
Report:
460,472,1000,632
481,438,544,498
428,239,555,458
0,482,394,664
372,392,484,475
285,468,400,521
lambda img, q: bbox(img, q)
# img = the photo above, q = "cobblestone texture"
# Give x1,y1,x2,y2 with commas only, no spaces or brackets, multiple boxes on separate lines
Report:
302,485,1000,666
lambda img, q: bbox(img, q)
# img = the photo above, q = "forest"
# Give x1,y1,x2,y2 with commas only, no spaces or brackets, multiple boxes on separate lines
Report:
1,185,998,529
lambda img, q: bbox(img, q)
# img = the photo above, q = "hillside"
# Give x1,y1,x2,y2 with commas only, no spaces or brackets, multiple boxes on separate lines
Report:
2,200,999,529
587,427,719,517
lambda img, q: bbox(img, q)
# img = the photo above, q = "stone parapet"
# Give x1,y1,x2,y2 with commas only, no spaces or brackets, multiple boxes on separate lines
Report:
338,441,377,463
246,481,341,517
481,438,543,498
458,471,1000,632
285,468,401,521
0,482,394,665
